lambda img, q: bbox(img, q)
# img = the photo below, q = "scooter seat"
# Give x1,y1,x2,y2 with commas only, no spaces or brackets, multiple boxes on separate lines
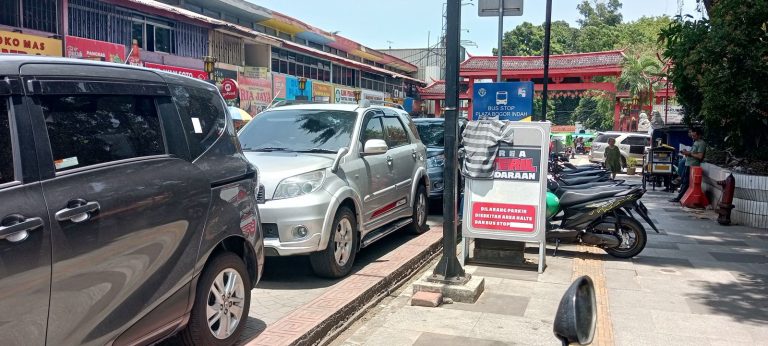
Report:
560,170,607,177
559,175,609,185
558,188,630,208
555,184,626,197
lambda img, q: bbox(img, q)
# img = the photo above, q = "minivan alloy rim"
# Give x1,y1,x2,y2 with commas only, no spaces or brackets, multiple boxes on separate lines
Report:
207,269,245,339
334,218,353,266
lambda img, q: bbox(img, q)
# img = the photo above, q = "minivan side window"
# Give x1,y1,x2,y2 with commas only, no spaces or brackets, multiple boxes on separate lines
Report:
382,116,410,148
0,98,13,184
40,95,165,172
170,85,226,159
594,134,620,143
622,136,649,146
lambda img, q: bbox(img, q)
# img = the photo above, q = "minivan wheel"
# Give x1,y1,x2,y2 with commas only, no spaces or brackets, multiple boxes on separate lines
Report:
407,185,429,234
310,207,358,278
181,252,251,346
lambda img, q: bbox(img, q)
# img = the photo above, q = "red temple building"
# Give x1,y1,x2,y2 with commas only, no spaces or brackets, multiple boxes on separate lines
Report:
417,50,675,132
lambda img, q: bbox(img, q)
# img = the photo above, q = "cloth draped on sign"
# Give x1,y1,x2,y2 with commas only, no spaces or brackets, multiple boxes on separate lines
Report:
461,120,514,179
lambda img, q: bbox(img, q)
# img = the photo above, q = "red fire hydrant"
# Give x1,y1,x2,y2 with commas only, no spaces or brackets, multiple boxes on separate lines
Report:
716,174,736,225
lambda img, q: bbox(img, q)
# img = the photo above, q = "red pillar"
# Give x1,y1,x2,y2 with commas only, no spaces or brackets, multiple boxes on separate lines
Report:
613,100,622,131
467,78,474,120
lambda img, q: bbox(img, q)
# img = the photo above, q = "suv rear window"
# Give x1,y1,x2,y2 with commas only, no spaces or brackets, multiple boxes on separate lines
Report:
171,85,226,158
595,134,620,143
0,98,13,184
622,136,650,146
41,95,165,171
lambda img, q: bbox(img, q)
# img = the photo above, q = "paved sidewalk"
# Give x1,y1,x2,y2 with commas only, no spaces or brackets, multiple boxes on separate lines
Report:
331,175,768,346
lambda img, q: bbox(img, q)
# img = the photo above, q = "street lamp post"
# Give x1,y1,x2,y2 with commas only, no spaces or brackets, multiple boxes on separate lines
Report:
541,0,553,121
431,0,469,284
478,0,524,82
203,56,217,82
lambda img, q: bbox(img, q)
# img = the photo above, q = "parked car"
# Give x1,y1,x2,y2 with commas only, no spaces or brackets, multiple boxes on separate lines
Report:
238,102,429,278
0,56,263,346
413,117,467,200
589,131,651,167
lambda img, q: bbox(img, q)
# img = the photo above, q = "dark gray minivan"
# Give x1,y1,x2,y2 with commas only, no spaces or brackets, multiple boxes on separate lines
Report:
0,56,263,345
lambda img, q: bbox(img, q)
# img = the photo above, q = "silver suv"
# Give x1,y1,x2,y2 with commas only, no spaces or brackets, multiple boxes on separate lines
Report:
589,131,651,166
238,103,429,278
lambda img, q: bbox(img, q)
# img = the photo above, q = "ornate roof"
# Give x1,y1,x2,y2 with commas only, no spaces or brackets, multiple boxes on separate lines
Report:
419,80,445,95
461,50,625,71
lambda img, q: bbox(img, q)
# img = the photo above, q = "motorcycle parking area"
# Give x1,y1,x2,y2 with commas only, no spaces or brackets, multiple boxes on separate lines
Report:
328,174,768,346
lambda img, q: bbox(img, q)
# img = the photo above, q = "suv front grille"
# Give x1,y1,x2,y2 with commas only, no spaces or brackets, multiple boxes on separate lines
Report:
257,184,266,204
262,223,278,238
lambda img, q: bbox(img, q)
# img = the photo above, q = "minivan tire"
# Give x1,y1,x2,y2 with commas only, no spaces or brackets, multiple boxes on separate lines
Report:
310,207,358,278
181,252,251,346
407,184,429,235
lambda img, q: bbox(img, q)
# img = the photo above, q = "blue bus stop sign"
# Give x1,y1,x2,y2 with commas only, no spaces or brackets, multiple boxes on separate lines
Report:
472,81,534,121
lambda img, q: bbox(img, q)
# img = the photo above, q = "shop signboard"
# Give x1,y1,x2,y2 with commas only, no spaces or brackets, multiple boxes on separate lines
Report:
0,30,62,56
220,79,239,100
272,73,287,100
472,81,534,121
245,66,270,79
65,36,125,63
462,122,551,272
334,86,357,104
144,62,207,80
239,72,272,115
285,75,312,100
362,90,386,103
312,82,333,103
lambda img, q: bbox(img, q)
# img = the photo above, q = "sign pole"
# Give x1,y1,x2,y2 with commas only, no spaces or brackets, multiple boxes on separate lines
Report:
431,0,469,284
541,0,552,121
497,0,504,82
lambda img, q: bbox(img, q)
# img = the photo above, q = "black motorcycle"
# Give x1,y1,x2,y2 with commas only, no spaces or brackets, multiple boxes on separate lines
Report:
546,183,659,258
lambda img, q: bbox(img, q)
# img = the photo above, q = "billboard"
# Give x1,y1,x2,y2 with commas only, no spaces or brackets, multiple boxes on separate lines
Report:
472,82,534,121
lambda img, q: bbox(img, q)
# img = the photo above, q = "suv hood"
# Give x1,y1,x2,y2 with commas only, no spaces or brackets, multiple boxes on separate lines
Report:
244,152,334,199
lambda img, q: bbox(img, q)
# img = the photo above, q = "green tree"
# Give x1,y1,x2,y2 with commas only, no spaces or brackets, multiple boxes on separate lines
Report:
660,0,768,159
495,22,543,56
577,0,623,27
576,24,621,52
619,54,663,106
572,91,615,130
617,16,673,54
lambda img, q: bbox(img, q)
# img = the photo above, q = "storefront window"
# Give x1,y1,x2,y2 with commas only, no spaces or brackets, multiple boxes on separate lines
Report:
154,26,172,53
1,0,58,33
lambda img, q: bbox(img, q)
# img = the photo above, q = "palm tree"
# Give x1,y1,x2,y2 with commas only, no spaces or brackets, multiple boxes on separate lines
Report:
619,55,663,107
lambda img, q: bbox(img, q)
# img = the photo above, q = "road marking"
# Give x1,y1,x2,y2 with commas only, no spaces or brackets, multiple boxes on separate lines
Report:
572,245,615,346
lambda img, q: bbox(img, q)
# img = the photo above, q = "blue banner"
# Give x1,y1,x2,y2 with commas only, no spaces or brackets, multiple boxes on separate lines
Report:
472,82,534,121
285,75,313,100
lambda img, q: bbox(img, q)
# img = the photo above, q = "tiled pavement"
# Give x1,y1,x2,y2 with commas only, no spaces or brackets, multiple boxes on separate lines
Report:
332,174,768,346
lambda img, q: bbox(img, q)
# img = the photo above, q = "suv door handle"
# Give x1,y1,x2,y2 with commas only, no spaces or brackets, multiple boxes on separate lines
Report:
55,200,100,223
411,149,417,159
0,215,43,243
386,156,393,166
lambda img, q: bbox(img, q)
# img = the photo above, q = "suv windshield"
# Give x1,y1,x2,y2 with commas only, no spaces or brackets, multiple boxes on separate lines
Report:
594,134,620,143
239,109,356,152
415,122,444,147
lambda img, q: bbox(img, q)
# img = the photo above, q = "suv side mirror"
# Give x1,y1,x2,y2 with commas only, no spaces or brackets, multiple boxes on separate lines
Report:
553,276,597,346
363,139,388,155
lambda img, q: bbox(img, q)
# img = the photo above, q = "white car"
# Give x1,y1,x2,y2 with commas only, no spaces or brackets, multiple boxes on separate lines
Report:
238,102,429,278
589,132,651,166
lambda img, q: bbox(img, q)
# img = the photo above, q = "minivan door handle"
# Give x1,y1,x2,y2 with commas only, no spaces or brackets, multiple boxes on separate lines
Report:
55,200,100,223
386,156,394,166
0,215,43,243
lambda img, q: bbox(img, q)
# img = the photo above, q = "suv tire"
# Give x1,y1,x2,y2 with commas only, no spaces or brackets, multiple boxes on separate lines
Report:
310,207,358,278
181,252,251,346
407,184,429,235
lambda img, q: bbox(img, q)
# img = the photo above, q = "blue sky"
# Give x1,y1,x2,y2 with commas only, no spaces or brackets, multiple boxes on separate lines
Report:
249,0,703,55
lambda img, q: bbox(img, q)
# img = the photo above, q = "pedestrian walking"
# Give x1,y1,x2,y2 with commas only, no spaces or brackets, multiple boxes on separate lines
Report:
670,128,706,202
604,137,622,180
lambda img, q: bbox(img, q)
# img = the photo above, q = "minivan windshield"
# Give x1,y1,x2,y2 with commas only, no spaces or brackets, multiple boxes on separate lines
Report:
415,122,444,147
239,109,356,153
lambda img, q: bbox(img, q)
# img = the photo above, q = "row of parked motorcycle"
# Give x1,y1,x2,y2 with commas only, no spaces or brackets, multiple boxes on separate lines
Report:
543,157,659,258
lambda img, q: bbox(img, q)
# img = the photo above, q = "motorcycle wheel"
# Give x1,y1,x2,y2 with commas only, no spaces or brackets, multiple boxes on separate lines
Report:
604,216,647,258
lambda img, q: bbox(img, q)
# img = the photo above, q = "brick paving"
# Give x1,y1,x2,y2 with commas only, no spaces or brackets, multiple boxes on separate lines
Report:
331,171,768,346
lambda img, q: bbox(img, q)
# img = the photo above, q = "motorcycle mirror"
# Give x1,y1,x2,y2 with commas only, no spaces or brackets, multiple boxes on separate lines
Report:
553,276,597,346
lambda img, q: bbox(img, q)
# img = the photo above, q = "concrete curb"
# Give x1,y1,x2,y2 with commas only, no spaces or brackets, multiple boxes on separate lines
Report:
244,228,443,346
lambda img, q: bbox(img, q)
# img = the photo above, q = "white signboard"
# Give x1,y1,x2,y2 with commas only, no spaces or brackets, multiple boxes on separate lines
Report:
462,122,550,273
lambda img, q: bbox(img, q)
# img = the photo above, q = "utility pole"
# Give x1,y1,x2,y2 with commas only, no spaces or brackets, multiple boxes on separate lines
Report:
497,0,503,82
541,0,553,121
431,0,468,284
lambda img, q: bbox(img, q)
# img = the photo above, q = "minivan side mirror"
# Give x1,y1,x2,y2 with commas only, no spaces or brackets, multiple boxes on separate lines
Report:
553,276,597,346
363,139,388,155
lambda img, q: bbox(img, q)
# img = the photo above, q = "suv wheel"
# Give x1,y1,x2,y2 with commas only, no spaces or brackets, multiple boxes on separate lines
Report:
310,207,358,278
181,252,251,345
407,184,429,234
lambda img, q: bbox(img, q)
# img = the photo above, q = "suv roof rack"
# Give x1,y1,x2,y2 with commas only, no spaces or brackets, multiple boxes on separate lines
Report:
269,99,326,108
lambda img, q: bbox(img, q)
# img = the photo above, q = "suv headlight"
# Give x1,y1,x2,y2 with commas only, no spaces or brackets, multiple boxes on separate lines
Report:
273,170,326,200
428,154,445,168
